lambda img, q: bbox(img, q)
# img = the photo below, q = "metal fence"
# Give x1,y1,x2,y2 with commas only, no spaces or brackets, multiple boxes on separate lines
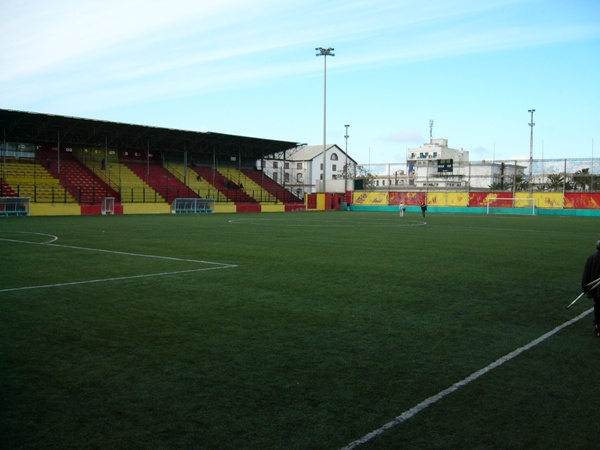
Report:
358,158,599,192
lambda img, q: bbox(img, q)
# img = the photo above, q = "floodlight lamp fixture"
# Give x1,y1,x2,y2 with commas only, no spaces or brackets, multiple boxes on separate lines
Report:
316,47,335,57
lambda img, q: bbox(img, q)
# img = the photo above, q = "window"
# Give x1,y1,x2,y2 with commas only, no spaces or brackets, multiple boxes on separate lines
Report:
273,161,279,169
284,162,290,169
332,164,337,172
320,163,323,170
297,173,303,182
297,162,303,170
284,173,290,183
273,172,278,183
331,153,338,161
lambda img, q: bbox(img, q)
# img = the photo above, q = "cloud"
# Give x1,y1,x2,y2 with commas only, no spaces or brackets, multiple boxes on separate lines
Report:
383,129,424,144
1,0,598,117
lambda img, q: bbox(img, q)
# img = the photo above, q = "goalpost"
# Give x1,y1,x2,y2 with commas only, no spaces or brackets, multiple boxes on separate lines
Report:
101,197,115,215
486,197,536,215
0,197,30,217
171,198,215,214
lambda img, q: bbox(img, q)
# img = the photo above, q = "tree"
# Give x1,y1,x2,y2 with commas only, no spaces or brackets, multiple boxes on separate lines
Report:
572,168,591,191
355,165,375,189
505,173,529,192
338,163,355,180
546,173,566,191
488,182,508,191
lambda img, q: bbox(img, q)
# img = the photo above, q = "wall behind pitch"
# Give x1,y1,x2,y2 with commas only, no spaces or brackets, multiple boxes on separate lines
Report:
354,191,600,210
565,193,600,209
31,203,81,216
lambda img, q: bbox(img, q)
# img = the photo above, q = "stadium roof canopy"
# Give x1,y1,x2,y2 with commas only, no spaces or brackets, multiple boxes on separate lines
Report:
0,109,299,160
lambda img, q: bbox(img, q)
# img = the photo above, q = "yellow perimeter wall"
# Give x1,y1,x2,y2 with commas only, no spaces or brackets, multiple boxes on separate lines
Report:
354,191,572,208
31,204,82,216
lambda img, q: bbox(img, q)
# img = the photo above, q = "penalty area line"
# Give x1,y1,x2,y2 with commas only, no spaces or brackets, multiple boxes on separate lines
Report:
340,307,594,450
43,242,230,266
0,265,237,294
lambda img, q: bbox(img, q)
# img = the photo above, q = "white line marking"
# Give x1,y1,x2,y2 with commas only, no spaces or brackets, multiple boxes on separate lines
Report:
1,232,230,266
0,265,236,293
0,231,237,292
0,231,59,244
341,307,594,450
43,242,231,266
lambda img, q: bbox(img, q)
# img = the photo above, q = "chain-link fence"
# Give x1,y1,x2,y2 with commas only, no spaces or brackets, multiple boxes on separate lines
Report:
357,158,599,192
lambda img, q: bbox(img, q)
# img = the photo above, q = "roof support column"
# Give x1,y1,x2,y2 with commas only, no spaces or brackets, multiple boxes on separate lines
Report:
3,127,6,179
183,145,188,185
57,132,61,174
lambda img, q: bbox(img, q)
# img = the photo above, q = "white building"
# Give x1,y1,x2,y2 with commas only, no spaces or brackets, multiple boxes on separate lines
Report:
259,144,358,196
407,138,469,187
370,138,526,190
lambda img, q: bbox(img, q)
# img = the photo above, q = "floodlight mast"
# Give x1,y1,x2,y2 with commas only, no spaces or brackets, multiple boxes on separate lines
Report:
344,124,350,200
316,47,334,193
528,109,535,190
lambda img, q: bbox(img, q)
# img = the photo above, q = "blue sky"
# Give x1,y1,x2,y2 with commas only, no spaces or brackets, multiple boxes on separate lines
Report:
1,0,598,164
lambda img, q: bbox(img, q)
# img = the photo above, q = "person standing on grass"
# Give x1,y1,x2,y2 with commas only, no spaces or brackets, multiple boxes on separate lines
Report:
581,239,600,337
420,201,427,218
399,202,405,218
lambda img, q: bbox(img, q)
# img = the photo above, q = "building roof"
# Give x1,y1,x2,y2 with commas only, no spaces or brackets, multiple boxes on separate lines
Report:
0,108,299,161
285,144,357,164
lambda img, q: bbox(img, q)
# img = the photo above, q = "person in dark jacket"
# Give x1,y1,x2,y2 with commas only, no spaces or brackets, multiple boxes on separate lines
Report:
581,240,600,337
420,201,427,218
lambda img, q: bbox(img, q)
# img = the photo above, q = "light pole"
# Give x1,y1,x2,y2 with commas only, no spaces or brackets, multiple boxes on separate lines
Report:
528,109,535,189
344,124,350,199
316,47,334,193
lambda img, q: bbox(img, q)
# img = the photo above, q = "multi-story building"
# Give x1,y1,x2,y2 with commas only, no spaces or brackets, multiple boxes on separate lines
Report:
259,144,357,196
370,138,527,190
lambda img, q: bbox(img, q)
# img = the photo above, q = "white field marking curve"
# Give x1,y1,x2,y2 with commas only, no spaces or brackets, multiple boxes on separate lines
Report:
0,231,59,245
0,232,237,293
340,307,594,450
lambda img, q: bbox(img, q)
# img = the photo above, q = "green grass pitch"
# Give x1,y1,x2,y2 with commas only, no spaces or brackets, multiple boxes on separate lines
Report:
1,212,599,449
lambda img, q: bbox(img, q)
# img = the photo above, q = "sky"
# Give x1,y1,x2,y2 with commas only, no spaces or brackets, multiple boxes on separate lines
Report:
1,0,599,165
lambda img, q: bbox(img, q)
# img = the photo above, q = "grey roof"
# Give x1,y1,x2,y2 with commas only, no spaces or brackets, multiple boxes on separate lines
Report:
285,144,357,164
0,108,299,160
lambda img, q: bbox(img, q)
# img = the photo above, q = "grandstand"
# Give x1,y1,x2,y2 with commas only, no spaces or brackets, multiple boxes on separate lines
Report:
0,109,305,214
38,147,119,203
2,160,75,203
3,108,599,217
124,161,196,204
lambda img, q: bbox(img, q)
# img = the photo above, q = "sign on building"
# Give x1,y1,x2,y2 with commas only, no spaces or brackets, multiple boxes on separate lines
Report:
437,159,453,173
